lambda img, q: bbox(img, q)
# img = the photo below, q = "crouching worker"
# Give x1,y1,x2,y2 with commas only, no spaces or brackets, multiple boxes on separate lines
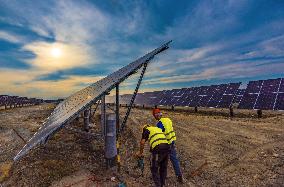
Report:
136,125,170,187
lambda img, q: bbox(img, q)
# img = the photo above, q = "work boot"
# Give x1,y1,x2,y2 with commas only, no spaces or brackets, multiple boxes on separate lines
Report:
177,175,184,184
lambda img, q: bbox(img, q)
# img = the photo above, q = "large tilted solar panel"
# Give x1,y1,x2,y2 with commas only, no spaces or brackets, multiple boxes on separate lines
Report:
14,41,171,161
238,78,284,110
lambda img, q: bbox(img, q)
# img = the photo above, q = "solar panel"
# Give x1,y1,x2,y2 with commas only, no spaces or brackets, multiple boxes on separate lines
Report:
260,78,281,93
233,89,245,104
199,95,211,107
238,78,284,110
238,93,258,109
217,83,241,108
246,80,263,93
224,83,241,95
105,82,241,109
207,84,227,108
133,93,145,105
14,41,171,161
254,93,277,110
219,95,233,108
238,80,263,109
187,87,201,107
105,78,284,111
279,79,284,92
274,93,284,110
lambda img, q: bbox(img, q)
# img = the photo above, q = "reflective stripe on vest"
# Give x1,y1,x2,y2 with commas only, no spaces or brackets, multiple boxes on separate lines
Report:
146,126,168,149
159,118,176,144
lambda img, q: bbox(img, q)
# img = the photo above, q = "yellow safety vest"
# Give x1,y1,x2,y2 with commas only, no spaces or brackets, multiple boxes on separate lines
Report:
159,118,176,144
146,126,168,149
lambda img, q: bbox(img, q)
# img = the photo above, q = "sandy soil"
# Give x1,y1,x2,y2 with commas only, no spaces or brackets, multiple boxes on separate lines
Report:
0,104,284,186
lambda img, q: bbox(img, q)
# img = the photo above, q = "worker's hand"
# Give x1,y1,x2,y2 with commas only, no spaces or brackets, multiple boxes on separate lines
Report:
135,151,144,158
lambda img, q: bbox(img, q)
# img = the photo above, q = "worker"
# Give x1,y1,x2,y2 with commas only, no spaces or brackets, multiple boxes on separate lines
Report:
136,125,170,187
152,108,184,183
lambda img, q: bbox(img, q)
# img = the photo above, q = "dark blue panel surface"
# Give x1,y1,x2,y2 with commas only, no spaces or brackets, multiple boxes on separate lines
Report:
254,93,277,110
238,93,258,109
260,78,281,93
217,95,234,108
246,80,263,93
275,93,284,110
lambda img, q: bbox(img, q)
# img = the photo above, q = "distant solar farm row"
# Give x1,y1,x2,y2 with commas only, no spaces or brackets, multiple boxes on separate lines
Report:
0,95,43,109
106,78,284,111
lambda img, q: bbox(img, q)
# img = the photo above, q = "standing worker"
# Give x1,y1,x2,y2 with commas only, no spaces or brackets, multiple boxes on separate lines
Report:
152,108,184,183
136,125,170,187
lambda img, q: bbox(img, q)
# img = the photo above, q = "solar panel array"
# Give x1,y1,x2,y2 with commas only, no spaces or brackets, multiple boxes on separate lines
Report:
110,78,284,111
0,95,43,108
239,78,284,110
14,41,171,161
108,82,241,108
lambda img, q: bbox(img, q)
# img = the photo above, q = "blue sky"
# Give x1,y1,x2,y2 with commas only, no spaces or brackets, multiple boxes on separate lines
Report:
0,0,284,99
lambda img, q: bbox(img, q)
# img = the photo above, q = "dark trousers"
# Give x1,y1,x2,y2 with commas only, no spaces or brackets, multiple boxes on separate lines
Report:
151,151,169,187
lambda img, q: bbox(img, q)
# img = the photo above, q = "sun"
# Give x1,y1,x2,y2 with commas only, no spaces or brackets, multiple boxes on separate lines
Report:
51,47,62,58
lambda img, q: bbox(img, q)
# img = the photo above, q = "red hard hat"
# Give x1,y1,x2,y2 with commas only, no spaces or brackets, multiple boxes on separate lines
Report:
152,108,161,116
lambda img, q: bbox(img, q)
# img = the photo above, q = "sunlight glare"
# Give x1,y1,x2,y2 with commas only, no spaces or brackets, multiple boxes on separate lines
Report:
51,47,62,58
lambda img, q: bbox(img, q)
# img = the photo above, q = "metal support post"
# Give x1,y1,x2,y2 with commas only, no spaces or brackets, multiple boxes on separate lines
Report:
229,106,234,117
115,84,121,171
120,63,148,132
194,106,198,112
257,109,262,118
101,96,106,137
83,109,90,132
105,113,117,168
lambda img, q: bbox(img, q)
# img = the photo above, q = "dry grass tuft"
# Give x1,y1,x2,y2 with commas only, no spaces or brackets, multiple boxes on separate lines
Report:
0,161,13,182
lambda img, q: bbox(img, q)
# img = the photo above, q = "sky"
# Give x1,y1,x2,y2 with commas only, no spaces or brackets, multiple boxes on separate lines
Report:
0,0,284,99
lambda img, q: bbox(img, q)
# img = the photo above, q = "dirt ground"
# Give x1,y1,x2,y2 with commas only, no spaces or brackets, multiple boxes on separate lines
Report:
0,104,284,186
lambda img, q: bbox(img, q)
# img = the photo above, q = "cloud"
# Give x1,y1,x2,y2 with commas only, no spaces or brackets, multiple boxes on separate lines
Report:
22,41,91,72
142,59,284,86
0,0,151,98
154,0,248,45
0,31,23,43
44,1,109,44
241,35,284,59
0,0,283,98
0,68,104,98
